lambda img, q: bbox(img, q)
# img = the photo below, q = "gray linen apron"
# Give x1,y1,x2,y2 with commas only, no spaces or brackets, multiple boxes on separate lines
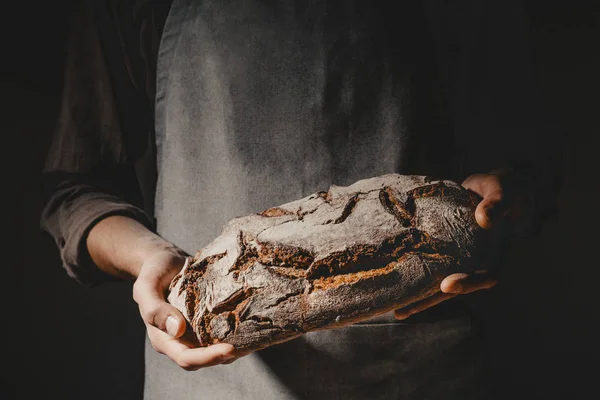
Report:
147,1,485,398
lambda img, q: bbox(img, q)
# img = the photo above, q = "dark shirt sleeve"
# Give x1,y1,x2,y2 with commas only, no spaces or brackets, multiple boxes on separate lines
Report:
40,0,163,286
41,173,154,286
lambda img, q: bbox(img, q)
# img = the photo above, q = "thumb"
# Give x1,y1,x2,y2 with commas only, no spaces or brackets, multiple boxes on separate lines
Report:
475,192,504,230
133,277,187,338
463,174,505,230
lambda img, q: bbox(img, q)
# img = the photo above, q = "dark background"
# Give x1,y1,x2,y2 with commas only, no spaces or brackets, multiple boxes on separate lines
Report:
17,1,599,399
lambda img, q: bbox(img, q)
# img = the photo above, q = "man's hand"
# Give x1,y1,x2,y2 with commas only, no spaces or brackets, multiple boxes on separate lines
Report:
133,250,241,370
394,171,514,320
87,216,242,370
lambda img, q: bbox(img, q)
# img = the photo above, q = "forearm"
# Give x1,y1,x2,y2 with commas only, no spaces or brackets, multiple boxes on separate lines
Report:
87,215,185,280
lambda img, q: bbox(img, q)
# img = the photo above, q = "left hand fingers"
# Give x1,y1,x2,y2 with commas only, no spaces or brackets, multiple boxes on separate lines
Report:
394,271,498,320
440,271,498,294
394,292,457,320
462,173,507,230
395,172,507,320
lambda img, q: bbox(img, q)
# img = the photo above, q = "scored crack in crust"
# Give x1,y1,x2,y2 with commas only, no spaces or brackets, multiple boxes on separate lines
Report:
167,174,485,352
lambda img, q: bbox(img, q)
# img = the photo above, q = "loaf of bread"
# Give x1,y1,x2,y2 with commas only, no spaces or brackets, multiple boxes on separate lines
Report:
167,174,487,352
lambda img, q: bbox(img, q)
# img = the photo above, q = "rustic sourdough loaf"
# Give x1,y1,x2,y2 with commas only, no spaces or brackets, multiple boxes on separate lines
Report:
167,174,487,352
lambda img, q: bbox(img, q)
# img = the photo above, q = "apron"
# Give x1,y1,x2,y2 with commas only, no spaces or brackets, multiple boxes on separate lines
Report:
147,1,485,398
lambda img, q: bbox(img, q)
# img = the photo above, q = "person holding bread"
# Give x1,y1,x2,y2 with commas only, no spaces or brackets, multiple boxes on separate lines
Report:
41,0,562,399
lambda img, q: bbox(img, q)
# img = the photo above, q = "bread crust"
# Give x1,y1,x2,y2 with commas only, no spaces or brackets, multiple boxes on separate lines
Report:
167,174,484,351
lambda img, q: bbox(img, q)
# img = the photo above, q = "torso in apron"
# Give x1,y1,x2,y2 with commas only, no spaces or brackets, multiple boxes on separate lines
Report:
148,1,481,399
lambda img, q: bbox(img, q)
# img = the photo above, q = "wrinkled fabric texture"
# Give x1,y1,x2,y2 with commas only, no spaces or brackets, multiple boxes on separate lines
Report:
41,172,153,285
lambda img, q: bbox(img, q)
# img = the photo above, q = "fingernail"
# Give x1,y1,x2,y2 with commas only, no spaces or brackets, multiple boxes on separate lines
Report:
394,312,409,320
448,283,463,294
166,316,179,337
220,354,236,364
483,206,494,222
221,355,238,365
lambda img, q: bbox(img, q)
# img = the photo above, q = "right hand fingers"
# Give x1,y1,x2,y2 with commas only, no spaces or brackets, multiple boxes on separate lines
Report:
133,252,187,338
146,324,237,371
134,276,187,337
132,250,245,370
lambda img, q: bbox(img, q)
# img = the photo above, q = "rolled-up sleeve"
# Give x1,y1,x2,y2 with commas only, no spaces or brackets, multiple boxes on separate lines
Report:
41,175,154,286
40,0,153,286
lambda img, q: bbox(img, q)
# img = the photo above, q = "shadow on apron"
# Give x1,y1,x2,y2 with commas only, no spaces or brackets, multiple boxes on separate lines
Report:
257,315,485,400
